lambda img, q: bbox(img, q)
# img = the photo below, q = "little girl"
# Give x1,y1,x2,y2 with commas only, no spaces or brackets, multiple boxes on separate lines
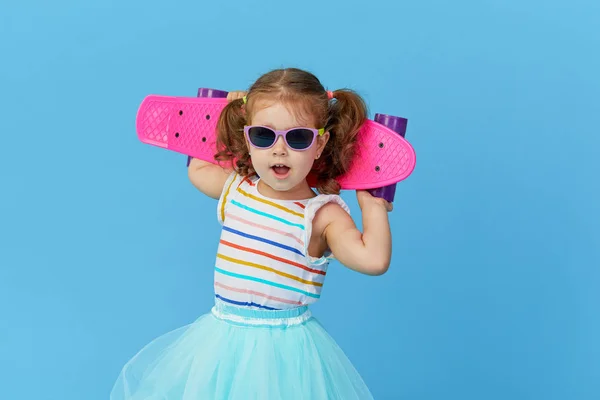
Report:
111,68,393,399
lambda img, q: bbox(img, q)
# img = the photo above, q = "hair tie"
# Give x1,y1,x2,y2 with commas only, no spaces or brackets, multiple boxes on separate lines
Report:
327,90,334,99
242,95,247,104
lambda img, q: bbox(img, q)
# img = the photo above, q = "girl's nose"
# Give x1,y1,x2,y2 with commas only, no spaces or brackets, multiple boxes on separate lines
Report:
272,136,288,156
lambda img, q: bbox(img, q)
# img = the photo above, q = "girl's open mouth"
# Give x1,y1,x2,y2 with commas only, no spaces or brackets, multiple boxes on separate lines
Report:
271,164,290,179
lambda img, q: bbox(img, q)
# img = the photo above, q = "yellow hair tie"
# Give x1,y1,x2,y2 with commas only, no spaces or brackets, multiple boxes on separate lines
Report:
242,96,247,104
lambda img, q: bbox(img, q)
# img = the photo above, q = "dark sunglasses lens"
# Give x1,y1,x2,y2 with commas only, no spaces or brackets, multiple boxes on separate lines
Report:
248,127,276,148
286,129,314,149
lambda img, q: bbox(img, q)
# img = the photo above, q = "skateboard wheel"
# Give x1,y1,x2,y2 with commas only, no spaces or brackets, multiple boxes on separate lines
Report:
187,88,230,166
197,88,229,98
367,113,408,203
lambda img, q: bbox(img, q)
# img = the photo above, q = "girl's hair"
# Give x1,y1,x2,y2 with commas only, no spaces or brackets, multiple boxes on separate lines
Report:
215,68,367,195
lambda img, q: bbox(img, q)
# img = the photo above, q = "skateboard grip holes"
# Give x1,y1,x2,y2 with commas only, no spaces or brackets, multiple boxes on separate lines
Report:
375,166,381,172
175,132,180,138
205,114,210,120
202,137,207,142
178,110,183,116
378,142,384,148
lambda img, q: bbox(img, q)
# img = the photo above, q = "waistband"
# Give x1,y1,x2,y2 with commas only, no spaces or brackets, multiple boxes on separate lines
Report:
211,298,312,328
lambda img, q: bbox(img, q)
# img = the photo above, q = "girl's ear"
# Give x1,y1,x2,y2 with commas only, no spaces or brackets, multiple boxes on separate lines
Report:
315,131,330,158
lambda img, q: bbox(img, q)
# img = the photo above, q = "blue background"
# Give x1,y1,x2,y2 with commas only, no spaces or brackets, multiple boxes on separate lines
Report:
1,0,599,399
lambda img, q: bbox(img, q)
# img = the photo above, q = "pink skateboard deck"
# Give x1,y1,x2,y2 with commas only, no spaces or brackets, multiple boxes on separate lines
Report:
136,95,416,191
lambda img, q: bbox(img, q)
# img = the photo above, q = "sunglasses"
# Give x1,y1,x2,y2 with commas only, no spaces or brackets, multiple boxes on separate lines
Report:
243,125,325,151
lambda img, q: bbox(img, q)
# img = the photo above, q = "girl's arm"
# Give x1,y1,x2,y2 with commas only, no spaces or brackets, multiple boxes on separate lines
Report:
316,191,393,276
187,158,232,199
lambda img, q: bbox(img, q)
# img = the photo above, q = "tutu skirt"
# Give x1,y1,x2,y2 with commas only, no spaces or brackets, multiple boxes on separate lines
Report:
110,299,373,399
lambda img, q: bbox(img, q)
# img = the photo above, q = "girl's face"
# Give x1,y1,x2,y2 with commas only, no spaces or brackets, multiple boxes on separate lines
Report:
246,101,329,199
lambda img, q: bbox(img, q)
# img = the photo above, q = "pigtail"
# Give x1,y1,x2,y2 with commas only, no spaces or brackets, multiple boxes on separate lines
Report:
215,98,255,176
312,89,368,194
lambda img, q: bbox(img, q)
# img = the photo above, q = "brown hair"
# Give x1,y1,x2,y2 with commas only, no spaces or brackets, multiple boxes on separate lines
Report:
215,68,367,194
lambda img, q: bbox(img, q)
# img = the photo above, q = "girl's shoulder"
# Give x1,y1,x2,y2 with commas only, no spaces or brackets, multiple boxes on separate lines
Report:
216,172,258,224
303,193,351,264
304,193,350,220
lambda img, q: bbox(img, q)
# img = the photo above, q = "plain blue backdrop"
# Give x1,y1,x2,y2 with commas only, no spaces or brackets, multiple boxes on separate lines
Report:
1,0,599,399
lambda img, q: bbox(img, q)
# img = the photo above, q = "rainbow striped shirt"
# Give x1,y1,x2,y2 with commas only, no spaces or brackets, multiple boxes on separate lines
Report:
214,172,350,310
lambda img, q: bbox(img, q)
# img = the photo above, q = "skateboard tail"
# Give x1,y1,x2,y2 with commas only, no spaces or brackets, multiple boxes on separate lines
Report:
136,95,173,149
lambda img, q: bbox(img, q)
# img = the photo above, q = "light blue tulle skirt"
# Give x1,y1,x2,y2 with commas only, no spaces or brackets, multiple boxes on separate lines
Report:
110,299,373,399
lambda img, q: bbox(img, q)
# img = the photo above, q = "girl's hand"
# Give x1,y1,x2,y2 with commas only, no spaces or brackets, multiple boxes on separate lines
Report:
227,91,247,102
356,190,393,212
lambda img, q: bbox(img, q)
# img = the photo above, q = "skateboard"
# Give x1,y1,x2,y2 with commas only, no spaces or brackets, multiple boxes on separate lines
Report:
136,88,416,202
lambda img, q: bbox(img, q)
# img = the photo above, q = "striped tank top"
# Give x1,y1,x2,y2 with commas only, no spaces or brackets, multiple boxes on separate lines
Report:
214,172,350,311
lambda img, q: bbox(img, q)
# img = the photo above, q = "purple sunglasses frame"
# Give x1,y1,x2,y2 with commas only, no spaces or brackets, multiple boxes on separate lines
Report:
243,125,325,151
